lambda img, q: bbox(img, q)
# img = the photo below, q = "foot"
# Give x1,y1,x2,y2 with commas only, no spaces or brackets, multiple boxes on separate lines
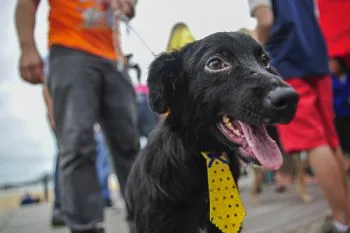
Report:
51,208,65,227
296,185,313,203
299,193,312,203
320,217,350,233
250,194,259,207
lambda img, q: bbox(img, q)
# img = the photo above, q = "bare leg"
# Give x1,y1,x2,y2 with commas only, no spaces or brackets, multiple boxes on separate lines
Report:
293,153,312,202
345,155,350,173
251,167,264,206
333,147,349,196
309,145,350,225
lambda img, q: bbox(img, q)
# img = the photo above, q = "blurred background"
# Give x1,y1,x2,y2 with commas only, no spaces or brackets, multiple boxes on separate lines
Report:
0,0,254,185
1,0,350,233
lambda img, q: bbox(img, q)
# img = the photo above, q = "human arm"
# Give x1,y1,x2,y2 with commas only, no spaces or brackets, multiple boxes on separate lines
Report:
15,0,43,84
248,0,274,44
314,0,320,22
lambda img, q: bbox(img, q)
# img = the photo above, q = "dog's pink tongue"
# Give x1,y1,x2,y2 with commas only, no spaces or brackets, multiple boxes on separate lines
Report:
239,122,283,170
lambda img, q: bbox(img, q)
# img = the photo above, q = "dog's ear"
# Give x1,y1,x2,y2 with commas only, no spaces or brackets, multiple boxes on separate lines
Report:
147,51,182,114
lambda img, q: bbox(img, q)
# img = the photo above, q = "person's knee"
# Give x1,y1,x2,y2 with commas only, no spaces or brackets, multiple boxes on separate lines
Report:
59,127,96,164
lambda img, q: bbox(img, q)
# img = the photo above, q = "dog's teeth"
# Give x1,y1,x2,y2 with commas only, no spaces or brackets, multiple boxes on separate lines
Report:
223,115,230,123
233,129,240,135
226,122,234,129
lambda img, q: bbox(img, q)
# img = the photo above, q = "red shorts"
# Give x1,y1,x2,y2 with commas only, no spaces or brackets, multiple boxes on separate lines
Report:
277,75,340,153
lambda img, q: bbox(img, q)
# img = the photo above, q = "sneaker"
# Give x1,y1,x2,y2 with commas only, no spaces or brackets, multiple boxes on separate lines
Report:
51,208,65,227
320,217,350,233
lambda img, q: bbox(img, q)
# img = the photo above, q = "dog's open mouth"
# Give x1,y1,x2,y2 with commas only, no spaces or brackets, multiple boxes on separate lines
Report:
218,115,283,170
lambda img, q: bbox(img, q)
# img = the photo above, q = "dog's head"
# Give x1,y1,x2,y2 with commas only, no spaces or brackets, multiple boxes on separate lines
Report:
148,32,299,170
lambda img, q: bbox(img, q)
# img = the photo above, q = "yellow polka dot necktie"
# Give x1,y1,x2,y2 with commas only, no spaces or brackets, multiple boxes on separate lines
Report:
202,152,246,233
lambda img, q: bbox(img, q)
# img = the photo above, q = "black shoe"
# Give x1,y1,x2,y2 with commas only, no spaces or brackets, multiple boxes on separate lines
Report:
51,208,65,227
71,227,105,233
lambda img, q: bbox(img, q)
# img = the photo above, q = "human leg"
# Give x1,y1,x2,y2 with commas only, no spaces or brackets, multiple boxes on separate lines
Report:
95,127,112,207
100,63,140,198
316,76,348,180
277,76,350,229
293,152,312,202
48,46,104,232
51,148,65,227
334,116,350,172
309,146,350,225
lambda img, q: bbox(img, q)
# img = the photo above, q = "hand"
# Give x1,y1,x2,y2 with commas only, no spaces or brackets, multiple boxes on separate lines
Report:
19,47,44,84
109,0,136,18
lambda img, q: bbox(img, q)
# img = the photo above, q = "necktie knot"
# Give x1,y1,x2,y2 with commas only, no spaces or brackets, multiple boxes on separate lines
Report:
206,153,229,168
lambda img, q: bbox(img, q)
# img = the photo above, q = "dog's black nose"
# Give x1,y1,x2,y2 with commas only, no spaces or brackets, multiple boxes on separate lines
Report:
264,87,299,111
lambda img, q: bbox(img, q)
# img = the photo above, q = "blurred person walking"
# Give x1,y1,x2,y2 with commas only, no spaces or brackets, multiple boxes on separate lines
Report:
16,0,139,232
42,56,65,226
248,0,350,232
43,56,115,226
329,57,350,172
317,0,350,172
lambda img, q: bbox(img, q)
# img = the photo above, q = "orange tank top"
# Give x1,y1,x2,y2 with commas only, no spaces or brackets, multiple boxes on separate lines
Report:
48,0,118,61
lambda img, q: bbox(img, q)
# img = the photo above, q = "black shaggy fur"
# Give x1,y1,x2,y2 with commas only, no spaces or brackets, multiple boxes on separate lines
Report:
125,32,298,233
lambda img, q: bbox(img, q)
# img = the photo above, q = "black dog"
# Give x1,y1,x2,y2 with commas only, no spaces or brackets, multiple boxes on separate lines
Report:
125,32,299,233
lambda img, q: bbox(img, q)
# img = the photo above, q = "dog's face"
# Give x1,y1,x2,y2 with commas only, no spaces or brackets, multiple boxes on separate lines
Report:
148,32,299,170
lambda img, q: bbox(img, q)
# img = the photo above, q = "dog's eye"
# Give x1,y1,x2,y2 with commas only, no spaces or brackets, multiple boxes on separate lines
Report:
261,54,270,69
206,57,228,71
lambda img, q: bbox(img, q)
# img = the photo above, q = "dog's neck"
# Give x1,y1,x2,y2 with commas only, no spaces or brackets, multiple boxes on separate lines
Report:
143,123,241,203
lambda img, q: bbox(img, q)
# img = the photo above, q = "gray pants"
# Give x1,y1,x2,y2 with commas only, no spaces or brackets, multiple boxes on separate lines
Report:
47,45,140,231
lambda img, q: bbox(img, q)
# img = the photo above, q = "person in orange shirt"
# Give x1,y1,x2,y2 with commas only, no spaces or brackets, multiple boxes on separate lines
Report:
15,1,139,233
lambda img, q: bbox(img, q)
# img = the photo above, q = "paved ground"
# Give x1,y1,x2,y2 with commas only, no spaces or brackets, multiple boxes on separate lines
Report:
1,173,341,233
